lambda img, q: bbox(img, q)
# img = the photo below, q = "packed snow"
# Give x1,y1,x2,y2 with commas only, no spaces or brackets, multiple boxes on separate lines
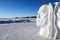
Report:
0,18,60,40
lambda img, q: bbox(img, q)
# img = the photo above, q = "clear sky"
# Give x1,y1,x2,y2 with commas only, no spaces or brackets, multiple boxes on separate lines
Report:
0,0,60,18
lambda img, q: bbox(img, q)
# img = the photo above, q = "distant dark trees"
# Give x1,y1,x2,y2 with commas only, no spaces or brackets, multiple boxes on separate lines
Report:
22,16,37,18
15,17,19,19
30,16,37,18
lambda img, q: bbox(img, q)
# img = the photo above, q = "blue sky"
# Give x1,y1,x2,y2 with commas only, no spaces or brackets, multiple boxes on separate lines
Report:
0,0,60,18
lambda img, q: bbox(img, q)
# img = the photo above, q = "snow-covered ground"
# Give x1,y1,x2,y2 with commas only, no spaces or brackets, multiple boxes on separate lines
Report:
0,18,59,40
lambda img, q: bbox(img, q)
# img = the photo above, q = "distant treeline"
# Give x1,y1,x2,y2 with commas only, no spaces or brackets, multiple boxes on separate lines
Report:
21,16,37,18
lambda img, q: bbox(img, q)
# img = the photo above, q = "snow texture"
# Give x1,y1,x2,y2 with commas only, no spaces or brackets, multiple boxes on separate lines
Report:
36,2,60,40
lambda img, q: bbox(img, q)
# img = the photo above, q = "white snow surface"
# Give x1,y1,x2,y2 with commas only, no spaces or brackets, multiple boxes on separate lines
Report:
0,18,60,40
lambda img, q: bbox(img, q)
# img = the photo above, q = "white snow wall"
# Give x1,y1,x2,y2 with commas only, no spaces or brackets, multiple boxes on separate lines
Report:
36,2,60,39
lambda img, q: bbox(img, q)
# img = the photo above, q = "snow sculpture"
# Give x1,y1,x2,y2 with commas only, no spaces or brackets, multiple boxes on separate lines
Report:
36,2,60,39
